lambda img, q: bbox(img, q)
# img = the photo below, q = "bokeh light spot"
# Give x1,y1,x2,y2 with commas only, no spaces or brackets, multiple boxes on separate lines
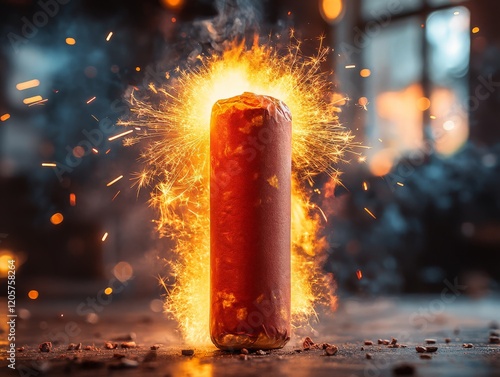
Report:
50,213,64,225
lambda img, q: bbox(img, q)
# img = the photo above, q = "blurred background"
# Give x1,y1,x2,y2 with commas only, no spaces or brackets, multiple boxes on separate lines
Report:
0,0,499,309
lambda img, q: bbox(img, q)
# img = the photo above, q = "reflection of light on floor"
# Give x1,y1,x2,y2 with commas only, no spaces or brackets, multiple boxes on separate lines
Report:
173,358,213,377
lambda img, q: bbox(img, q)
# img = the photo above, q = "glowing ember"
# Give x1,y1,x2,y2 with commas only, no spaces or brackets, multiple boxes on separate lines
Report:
0,113,10,122
356,269,363,280
16,79,40,91
23,95,43,105
106,32,113,41
102,232,109,242
120,37,353,344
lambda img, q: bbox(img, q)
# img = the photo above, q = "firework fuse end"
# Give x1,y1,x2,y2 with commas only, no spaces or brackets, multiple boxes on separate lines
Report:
210,92,291,350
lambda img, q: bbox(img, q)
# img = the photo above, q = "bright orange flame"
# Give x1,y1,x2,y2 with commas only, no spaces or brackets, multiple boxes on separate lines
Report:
472,26,480,33
50,213,64,225
69,193,76,206
65,37,76,45
104,287,113,295
0,113,10,122
120,37,353,344
28,290,39,300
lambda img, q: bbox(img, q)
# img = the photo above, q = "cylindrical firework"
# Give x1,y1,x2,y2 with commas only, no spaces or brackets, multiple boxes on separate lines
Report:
210,92,292,350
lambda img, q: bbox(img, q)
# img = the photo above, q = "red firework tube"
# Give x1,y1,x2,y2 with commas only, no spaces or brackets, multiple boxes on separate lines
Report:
210,92,292,350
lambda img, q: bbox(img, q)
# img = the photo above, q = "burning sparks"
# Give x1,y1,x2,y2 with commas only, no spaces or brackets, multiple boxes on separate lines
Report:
106,32,114,41
120,37,353,343
364,207,377,219
108,129,133,141
86,96,96,104
106,175,123,187
23,95,43,105
101,232,109,242
16,79,40,91
42,162,57,167
1,113,11,122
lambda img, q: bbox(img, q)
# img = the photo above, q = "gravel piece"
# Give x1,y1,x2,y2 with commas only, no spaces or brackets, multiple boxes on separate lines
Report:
364,340,373,346
425,339,436,344
462,343,474,348
120,341,137,349
415,346,427,353
366,353,373,359
181,349,194,356
39,342,52,352
420,354,432,360
425,346,438,353
325,345,338,356
489,336,500,344
240,348,249,355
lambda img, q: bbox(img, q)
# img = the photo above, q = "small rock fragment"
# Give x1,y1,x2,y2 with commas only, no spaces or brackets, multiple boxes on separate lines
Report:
415,346,427,353
388,344,400,349
445,338,451,344
67,343,76,350
360,346,364,351
366,353,372,359
239,354,248,360
39,342,52,352
392,363,415,376
181,349,194,356
425,346,438,353
382,339,390,345
240,348,249,355
377,339,384,344
75,343,82,351
17,347,25,352
420,354,432,360
391,338,398,345
105,342,118,350
425,339,436,344
303,336,315,350
255,350,266,355
462,343,473,348
324,345,338,356
150,344,161,350
120,341,137,349
364,340,373,346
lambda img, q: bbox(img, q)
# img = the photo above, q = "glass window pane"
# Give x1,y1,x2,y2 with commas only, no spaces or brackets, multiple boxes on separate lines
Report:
364,17,424,173
427,6,470,155
362,0,421,20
